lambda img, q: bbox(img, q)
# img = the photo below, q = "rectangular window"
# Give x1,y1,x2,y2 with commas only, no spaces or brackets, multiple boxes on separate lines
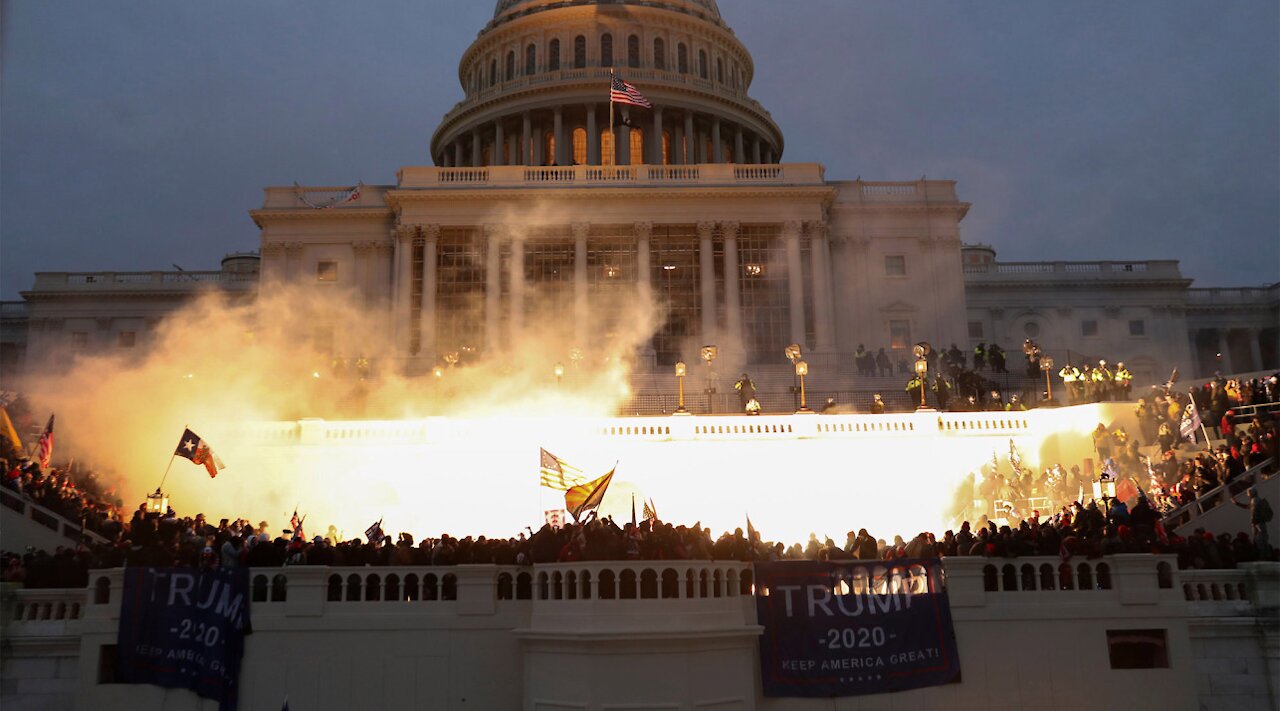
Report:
968,321,984,339
70,332,88,349
118,332,136,348
1082,320,1099,338
1107,629,1169,669
889,320,911,350
1129,319,1145,337
317,261,338,282
884,255,906,277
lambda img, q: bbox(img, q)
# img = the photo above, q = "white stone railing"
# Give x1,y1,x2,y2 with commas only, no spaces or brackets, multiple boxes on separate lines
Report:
30,271,258,290
1186,286,1279,306
393,162,825,189
963,260,1183,280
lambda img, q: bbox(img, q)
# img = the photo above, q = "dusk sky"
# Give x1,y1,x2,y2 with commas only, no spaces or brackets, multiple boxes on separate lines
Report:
2,0,1277,300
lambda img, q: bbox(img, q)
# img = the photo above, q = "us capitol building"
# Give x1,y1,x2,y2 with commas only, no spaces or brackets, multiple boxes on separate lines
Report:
5,0,1277,387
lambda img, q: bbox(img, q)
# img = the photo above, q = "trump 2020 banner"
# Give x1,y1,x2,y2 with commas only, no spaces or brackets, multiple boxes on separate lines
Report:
755,559,960,697
117,567,252,710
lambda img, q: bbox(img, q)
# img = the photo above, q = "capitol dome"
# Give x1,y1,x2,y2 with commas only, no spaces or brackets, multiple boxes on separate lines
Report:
431,0,783,167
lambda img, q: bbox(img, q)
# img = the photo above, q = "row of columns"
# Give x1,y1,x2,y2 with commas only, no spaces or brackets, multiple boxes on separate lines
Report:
1202,328,1272,374
392,220,834,362
439,104,775,168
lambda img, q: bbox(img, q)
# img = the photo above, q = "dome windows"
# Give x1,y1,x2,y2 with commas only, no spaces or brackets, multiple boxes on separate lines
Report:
677,43,688,73
525,44,536,75
574,35,586,68
601,33,614,67
653,38,665,70
549,39,560,71
698,49,708,79
627,34,640,68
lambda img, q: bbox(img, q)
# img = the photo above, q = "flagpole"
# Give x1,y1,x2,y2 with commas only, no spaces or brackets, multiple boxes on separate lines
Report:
157,424,188,491
608,68,615,167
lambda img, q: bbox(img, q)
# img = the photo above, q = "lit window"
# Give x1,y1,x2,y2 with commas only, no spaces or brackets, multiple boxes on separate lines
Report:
317,261,338,282
744,264,764,277
968,321,983,339
118,332,136,348
884,255,906,276
604,265,620,278
629,127,644,165
1129,320,1145,337
890,320,911,350
1082,320,1099,338
572,127,587,165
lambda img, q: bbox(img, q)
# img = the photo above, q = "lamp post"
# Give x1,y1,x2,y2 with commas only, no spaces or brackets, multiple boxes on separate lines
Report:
785,343,803,410
913,357,928,409
554,362,565,387
700,345,718,412
795,360,812,412
146,489,169,515
674,361,688,414
1040,355,1055,404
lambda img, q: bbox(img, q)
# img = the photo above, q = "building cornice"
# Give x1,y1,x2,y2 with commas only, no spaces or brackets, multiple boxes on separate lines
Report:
385,185,836,206
249,207,395,228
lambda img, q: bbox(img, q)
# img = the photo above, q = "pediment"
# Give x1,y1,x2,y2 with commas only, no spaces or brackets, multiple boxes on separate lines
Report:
879,300,918,313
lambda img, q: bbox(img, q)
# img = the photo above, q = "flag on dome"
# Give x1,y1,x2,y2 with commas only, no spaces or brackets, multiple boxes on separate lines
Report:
564,466,616,521
610,75,652,108
540,448,586,490
174,428,224,478
36,414,55,469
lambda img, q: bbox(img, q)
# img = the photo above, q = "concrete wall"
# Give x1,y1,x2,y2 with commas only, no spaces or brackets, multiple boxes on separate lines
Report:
3,559,1275,711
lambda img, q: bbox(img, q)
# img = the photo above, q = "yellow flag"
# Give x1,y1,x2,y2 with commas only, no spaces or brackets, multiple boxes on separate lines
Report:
0,407,22,456
564,467,616,522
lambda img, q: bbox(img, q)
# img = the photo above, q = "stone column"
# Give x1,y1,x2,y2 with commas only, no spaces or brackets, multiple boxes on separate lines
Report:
522,112,532,165
618,118,631,166
573,222,589,348
673,123,685,166
711,118,722,163
807,221,836,353
553,107,564,165
1215,329,1230,373
484,224,503,352
655,105,665,165
782,221,806,347
721,221,743,353
453,141,463,168
586,104,599,165
533,119,544,165
419,225,439,360
1248,329,1264,372
393,226,417,355
752,137,762,164
471,126,481,166
765,146,774,164
733,125,744,164
509,231,526,343
494,120,505,166
635,222,654,356
684,112,695,164
698,221,717,345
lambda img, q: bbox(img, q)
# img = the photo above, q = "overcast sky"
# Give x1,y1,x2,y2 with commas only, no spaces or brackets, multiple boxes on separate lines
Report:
2,0,1277,299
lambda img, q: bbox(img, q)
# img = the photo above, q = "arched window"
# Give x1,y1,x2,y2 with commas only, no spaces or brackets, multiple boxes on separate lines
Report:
601,33,613,67
629,127,644,165
698,49,707,79
677,43,688,73
544,132,556,165
505,51,515,81
574,35,586,68
549,39,560,71
627,34,640,68
572,127,587,165
653,38,665,70
600,129,615,166
525,44,536,75
489,59,497,87
716,57,724,83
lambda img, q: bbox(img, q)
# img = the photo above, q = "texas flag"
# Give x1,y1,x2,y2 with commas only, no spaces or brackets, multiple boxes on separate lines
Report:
174,428,225,478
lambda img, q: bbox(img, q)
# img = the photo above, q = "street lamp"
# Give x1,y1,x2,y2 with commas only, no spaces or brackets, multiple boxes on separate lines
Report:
146,489,169,515
1040,355,1055,403
700,344,718,398
913,357,928,409
554,362,565,386
673,361,688,414
795,360,812,412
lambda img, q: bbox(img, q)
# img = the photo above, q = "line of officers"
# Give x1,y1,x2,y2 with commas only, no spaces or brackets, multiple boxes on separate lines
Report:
1059,359,1132,404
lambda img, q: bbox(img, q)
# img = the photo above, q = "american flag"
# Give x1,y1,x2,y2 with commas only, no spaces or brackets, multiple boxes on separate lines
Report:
540,448,586,490
610,75,651,108
365,518,385,544
35,415,54,469
290,509,306,539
